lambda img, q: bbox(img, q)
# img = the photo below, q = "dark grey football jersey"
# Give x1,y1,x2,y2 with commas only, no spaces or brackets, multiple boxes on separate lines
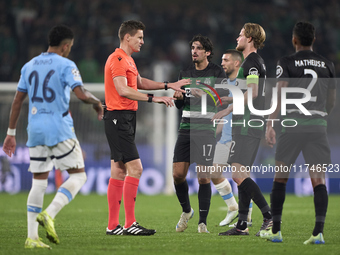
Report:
276,50,336,132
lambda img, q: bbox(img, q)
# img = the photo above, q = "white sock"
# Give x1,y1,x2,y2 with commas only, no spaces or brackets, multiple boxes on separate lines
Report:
214,179,238,211
248,200,253,222
45,172,86,219
27,179,48,240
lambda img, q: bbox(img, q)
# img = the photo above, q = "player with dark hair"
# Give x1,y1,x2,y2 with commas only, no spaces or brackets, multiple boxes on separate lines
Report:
261,21,336,244
173,34,228,233
2,24,103,249
213,23,272,236
189,34,214,61
104,20,190,236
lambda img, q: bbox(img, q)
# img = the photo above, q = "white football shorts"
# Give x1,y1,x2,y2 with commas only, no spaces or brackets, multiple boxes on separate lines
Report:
213,141,232,165
28,138,84,173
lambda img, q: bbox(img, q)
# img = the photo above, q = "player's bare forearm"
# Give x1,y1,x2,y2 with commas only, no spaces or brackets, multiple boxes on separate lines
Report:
74,86,101,104
73,86,103,120
8,91,27,129
3,90,23,157
212,106,232,121
217,96,233,107
265,126,276,148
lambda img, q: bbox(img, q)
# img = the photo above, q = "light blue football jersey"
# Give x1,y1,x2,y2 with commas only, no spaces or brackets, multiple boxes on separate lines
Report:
218,78,236,144
17,52,83,147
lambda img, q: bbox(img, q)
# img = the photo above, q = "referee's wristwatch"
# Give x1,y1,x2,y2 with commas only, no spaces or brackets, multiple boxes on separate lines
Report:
147,93,154,103
164,81,169,90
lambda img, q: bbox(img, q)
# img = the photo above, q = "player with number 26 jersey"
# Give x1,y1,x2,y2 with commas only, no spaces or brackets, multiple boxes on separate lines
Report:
17,52,83,147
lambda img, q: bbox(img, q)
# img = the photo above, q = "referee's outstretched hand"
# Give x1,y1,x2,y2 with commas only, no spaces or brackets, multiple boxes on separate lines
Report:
153,96,176,107
168,79,191,93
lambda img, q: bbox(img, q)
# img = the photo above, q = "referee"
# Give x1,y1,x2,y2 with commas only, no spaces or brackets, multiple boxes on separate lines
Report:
104,20,190,236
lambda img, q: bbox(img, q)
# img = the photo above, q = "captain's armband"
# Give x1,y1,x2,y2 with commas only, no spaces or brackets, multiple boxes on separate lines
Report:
246,74,259,85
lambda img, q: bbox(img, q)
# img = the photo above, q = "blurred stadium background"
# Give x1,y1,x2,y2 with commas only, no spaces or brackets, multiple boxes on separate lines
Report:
1,0,340,195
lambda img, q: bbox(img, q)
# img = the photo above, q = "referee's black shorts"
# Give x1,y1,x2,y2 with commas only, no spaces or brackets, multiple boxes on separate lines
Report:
104,110,139,164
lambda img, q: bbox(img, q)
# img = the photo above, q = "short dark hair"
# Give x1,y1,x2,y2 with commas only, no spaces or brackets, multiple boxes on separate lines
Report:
293,21,315,46
224,49,243,62
189,34,214,61
118,20,145,41
48,25,74,47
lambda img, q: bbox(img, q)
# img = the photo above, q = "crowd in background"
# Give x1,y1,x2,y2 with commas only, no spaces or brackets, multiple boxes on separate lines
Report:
1,0,340,82
1,0,340,138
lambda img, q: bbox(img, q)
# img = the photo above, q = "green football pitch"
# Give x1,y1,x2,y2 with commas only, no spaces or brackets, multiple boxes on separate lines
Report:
0,193,339,255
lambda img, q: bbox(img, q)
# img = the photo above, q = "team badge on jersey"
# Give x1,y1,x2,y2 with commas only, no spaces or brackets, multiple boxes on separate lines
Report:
276,65,283,78
31,106,37,115
72,68,82,82
203,78,211,85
